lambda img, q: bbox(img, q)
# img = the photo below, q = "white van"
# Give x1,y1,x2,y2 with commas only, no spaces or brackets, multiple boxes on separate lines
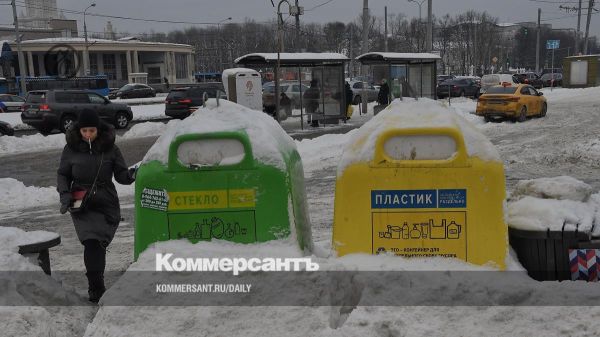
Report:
480,74,518,94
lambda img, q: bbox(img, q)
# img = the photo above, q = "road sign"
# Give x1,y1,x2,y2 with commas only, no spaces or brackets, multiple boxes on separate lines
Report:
546,40,560,50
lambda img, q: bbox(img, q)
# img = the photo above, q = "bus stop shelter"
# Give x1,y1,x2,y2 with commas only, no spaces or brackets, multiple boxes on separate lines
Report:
356,52,440,102
235,53,350,128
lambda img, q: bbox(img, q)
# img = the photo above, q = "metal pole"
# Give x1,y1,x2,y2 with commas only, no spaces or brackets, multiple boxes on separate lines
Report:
295,0,300,52
275,1,290,123
536,8,541,73
551,48,554,91
427,0,432,52
418,3,422,52
361,0,368,114
83,4,96,76
576,0,582,55
298,66,303,130
384,6,388,52
583,0,594,54
11,0,27,96
275,19,281,123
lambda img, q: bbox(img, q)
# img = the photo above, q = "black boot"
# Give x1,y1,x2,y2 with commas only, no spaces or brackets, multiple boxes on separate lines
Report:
86,271,106,303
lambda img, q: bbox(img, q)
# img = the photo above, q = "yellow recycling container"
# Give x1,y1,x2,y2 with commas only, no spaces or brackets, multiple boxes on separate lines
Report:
332,99,507,269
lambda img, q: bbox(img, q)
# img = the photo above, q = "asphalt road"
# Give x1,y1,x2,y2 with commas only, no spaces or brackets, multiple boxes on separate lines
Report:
1,121,359,188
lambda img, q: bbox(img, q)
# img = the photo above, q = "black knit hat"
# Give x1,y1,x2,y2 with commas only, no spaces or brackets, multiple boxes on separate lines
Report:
78,109,100,128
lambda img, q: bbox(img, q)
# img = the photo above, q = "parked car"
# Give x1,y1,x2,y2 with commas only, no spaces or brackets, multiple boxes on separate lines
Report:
262,81,309,115
480,73,519,94
475,84,547,122
164,82,225,119
540,68,562,76
540,73,563,87
514,72,544,89
436,78,481,98
109,83,156,99
0,120,14,136
0,94,26,113
437,74,456,84
455,75,481,85
349,80,378,104
21,90,133,133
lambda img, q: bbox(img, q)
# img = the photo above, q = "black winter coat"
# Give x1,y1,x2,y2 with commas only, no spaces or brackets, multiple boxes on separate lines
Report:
57,122,134,245
377,82,390,105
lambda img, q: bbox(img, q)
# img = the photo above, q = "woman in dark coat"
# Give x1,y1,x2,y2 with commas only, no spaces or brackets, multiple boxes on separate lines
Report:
377,78,390,105
57,109,135,302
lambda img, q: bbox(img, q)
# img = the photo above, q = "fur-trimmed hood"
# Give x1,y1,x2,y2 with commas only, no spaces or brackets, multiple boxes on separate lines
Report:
65,122,116,153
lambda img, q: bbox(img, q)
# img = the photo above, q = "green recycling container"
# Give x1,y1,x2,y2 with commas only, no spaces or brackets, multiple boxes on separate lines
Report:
134,131,312,259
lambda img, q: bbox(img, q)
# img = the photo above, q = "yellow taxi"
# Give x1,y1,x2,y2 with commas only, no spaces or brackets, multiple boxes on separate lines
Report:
476,84,547,122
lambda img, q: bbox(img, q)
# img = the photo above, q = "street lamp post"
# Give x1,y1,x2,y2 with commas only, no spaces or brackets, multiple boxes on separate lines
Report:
217,17,232,71
274,0,292,123
408,0,426,52
83,3,96,76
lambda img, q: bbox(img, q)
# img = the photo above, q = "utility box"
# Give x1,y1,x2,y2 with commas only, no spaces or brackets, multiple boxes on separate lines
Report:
222,68,263,111
128,72,148,84
134,130,311,259
563,54,600,88
332,99,507,269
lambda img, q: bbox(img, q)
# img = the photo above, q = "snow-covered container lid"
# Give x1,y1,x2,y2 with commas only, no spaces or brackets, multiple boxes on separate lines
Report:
142,99,297,171
337,98,502,175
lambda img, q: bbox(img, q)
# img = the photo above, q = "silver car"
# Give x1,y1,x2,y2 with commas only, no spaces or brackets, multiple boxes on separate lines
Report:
349,81,378,104
0,94,25,113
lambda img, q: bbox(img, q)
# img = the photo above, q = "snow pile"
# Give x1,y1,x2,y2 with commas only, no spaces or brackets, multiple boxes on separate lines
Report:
121,121,170,139
83,238,600,337
0,226,59,253
0,132,65,156
0,178,58,212
296,131,357,177
507,176,600,235
143,99,297,171
0,227,93,336
510,175,593,202
0,176,133,212
337,98,501,175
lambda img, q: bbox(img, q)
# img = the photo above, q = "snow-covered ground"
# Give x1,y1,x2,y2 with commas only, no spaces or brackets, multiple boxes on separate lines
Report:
2,88,600,336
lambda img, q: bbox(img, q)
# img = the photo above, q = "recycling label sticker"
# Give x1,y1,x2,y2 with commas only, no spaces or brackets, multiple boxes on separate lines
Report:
140,188,169,212
371,211,467,259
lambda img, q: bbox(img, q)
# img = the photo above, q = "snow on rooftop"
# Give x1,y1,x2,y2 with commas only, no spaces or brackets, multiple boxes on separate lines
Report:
337,98,502,175
142,99,297,171
19,37,191,48
357,52,441,60
235,52,349,64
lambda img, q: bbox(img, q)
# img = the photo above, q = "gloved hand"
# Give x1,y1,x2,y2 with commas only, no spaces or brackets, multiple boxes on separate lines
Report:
59,193,72,214
128,166,138,181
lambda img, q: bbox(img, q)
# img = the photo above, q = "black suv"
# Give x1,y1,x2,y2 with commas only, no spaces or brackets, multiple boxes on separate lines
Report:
165,83,225,119
21,90,133,133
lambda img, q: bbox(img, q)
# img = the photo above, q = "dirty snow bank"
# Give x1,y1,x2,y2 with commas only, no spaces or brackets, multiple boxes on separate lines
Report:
83,238,600,337
0,227,96,336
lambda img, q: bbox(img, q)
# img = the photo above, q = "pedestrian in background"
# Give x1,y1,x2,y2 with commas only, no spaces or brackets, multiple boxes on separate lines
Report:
377,78,390,105
57,109,136,303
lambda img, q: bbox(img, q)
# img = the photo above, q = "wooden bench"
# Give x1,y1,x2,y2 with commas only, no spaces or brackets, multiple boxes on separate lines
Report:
18,235,61,275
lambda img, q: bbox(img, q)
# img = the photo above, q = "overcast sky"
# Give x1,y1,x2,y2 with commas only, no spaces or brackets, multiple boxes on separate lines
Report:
1,0,598,40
